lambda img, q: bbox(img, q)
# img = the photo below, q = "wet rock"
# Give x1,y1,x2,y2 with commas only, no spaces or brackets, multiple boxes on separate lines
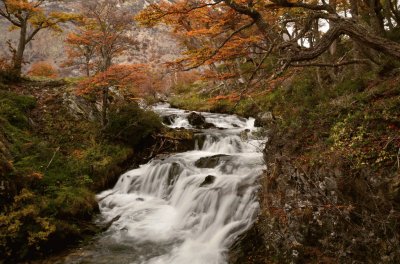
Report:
187,112,215,129
136,197,144,201
188,112,205,126
100,215,121,232
200,175,216,187
195,154,230,168
162,114,178,125
167,162,182,186
254,111,274,127
194,133,207,149
239,129,250,140
202,122,216,129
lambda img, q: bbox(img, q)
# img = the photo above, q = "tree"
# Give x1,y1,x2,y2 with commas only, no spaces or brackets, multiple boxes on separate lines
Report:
66,0,140,126
28,61,58,78
64,0,138,75
137,0,400,87
0,0,76,77
78,64,147,126
64,31,97,77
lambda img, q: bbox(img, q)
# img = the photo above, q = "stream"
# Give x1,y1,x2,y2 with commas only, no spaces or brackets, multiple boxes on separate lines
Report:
62,104,266,264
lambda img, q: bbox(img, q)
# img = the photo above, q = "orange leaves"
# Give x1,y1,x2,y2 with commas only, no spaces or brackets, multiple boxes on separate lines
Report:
28,172,43,181
137,0,265,77
2,0,77,30
64,0,137,75
28,61,58,78
3,0,41,13
0,57,12,72
77,64,148,95
208,93,241,103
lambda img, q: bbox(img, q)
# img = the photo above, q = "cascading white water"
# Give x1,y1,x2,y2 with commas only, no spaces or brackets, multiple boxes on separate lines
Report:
63,104,265,264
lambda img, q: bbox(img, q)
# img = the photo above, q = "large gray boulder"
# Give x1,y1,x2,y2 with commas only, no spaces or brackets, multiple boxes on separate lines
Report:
187,112,215,129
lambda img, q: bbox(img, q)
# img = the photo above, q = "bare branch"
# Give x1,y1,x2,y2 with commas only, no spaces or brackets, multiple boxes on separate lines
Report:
290,59,371,68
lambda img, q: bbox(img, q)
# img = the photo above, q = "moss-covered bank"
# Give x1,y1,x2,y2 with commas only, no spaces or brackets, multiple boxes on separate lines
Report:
0,78,192,263
170,69,400,263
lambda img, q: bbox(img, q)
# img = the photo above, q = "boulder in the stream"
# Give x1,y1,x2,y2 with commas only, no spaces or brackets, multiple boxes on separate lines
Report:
254,111,275,127
195,154,230,168
187,112,215,129
162,114,178,125
200,175,216,187
167,162,182,186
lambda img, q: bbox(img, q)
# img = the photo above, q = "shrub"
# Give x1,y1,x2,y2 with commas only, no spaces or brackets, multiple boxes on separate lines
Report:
103,103,162,147
0,91,36,128
28,61,58,78
0,189,56,260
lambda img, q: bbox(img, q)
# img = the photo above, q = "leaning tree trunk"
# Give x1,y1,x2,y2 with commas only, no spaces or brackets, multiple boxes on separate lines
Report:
288,19,400,63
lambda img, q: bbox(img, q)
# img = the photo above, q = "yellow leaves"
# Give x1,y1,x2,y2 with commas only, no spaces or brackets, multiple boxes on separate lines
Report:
2,0,77,33
7,24,18,32
13,188,35,204
27,217,56,246
3,0,41,13
29,11,78,32
0,188,56,254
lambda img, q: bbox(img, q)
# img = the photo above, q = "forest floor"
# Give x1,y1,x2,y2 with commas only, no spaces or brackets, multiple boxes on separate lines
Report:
170,69,400,263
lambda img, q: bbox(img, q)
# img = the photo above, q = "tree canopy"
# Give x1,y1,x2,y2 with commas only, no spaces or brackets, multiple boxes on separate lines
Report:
137,0,400,85
0,0,76,76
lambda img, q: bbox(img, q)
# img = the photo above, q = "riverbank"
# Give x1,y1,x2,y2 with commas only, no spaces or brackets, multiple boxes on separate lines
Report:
170,69,400,263
0,78,195,263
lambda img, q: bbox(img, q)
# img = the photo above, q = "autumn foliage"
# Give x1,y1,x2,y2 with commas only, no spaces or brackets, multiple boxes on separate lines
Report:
78,64,147,96
63,0,137,76
0,0,77,76
28,61,58,78
137,0,400,93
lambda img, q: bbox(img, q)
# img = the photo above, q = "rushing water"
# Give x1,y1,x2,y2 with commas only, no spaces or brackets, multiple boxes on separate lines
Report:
63,104,265,264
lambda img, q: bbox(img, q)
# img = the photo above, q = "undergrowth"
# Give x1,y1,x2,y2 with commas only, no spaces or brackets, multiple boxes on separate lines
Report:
0,79,162,262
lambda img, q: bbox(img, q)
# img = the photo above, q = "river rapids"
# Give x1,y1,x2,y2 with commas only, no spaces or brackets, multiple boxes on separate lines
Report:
64,104,266,264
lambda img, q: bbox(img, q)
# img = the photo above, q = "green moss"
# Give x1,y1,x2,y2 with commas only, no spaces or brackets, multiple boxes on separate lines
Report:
0,82,162,261
104,103,162,147
335,78,365,95
0,91,35,128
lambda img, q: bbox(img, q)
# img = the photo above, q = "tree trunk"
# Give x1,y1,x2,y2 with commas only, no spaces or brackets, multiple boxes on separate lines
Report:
329,0,337,56
289,19,400,62
101,87,109,127
85,57,90,77
12,21,27,77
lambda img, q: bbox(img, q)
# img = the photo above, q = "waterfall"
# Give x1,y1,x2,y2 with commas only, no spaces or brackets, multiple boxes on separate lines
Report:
64,104,266,264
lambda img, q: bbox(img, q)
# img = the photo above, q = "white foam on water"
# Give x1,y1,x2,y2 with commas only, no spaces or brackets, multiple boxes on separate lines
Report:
66,104,266,264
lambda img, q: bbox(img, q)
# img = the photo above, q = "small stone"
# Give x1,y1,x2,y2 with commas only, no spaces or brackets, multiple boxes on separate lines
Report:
200,175,216,187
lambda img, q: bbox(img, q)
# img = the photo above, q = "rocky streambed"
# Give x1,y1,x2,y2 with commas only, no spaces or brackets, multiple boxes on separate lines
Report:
54,104,266,264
